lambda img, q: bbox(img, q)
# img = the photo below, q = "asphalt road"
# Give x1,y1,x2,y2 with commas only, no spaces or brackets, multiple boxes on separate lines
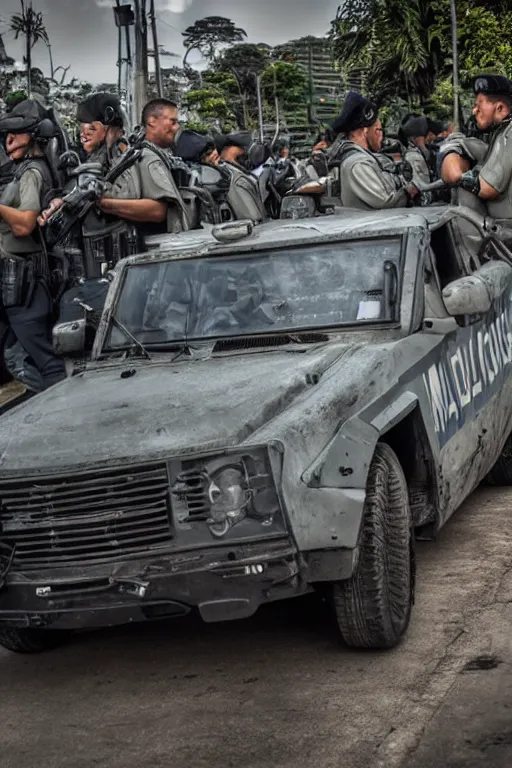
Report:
2,487,512,768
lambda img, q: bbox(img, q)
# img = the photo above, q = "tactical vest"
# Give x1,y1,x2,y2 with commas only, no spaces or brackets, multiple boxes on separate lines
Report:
327,141,407,201
16,156,55,206
222,162,266,223
0,157,55,308
64,144,141,279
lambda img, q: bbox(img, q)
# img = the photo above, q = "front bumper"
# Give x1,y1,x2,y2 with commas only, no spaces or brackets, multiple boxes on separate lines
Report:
0,537,308,630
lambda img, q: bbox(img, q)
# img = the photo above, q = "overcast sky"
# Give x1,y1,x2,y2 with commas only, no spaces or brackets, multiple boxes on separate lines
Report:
0,0,341,84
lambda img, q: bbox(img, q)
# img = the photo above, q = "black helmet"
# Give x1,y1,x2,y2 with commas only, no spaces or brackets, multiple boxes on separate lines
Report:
473,74,512,97
174,129,215,163
76,92,124,128
0,99,55,140
331,91,378,135
400,114,429,140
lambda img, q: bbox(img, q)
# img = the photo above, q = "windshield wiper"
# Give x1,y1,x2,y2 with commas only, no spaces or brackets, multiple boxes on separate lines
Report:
110,315,152,360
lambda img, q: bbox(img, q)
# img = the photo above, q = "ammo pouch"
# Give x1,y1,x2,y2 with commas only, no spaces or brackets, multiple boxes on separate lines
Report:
0,250,47,309
0,256,28,308
82,218,142,278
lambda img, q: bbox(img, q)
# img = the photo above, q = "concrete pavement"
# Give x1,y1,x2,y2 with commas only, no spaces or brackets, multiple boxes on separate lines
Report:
1,487,512,768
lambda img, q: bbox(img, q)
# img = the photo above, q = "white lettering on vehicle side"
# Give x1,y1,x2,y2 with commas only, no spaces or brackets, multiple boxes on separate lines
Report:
422,302,512,446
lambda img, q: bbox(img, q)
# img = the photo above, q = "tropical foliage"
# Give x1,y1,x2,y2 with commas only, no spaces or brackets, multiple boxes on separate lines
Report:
3,3,512,142
182,16,247,67
9,0,49,97
329,0,512,110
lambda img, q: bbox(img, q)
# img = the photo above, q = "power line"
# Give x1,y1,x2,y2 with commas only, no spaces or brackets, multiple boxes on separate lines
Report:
156,15,182,34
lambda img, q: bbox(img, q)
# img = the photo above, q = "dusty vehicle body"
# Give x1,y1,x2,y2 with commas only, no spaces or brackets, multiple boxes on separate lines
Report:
1,206,512,653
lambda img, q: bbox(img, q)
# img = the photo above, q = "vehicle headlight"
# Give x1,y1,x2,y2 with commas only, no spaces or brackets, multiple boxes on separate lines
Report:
207,463,252,537
171,449,282,539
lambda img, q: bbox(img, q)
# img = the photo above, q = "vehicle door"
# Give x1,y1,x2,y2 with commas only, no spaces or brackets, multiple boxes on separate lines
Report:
423,217,512,521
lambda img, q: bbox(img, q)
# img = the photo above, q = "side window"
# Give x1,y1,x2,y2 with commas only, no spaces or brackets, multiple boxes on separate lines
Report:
424,246,450,319
430,219,484,288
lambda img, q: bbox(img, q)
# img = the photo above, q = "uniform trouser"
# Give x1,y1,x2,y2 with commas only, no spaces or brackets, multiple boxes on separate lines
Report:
4,282,66,390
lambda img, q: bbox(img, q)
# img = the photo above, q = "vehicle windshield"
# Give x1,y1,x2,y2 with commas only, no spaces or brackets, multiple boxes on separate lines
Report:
104,238,402,350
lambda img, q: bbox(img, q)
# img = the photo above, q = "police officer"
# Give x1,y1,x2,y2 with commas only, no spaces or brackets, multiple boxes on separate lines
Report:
330,91,418,210
98,98,188,236
440,75,512,219
38,92,129,227
0,99,65,390
42,97,188,240
399,114,431,185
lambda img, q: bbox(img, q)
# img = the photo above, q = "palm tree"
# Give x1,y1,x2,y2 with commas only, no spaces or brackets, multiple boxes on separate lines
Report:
9,0,49,97
329,0,440,107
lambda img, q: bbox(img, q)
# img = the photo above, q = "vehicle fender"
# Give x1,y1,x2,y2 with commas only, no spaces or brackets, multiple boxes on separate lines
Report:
303,392,420,490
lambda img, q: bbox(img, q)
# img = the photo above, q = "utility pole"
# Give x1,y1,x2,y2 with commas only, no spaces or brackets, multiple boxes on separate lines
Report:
113,3,135,122
255,74,264,143
450,0,460,131
149,0,163,97
307,38,315,125
133,0,148,124
115,0,122,95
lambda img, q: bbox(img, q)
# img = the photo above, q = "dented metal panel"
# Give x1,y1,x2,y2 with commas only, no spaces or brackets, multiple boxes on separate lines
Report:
1,206,512,633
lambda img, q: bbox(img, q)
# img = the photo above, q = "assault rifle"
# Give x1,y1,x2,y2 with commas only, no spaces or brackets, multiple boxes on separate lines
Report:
44,128,146,247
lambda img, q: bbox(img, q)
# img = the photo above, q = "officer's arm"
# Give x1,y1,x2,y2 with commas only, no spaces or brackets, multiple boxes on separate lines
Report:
441,154,470,184
99,197,167,223
478,137,512,200
478,178,500,200
0,204,38,238
439,135,488,184
350,162,408,209
0,168,42,237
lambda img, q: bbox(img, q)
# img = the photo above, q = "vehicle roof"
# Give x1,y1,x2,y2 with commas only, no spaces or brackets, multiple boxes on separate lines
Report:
132,206,457,265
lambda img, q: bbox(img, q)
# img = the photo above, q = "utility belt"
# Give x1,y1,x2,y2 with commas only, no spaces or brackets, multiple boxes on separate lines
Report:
0,250,48,309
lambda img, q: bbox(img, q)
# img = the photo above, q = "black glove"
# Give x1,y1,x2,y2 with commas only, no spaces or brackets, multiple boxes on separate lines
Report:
459,169,481,195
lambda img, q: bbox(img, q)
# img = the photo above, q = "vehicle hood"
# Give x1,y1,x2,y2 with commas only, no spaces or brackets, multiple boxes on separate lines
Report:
0,344,364,473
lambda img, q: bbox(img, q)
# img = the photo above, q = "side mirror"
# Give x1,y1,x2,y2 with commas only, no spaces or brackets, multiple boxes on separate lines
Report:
53,318,86,355
442,261,512,317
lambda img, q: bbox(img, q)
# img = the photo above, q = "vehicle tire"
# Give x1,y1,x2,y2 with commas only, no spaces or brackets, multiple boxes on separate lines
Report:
331,442,414,650
0,627,72,654
486,434,512,486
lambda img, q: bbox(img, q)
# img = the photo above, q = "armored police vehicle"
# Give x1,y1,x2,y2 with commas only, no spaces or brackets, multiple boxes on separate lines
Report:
0,207,512,653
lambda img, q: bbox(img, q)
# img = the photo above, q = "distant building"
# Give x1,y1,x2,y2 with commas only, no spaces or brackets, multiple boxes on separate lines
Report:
274,36,341,101
271,35,346,154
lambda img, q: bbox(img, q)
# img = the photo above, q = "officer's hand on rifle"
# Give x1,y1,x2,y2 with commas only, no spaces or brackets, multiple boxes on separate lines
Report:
459,168,481,196
38,198,64,226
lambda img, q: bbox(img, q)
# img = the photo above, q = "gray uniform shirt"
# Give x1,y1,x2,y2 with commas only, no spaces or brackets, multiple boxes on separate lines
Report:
405,144,430,185
479,120,512,219
105,145,185,234
339,143,408,210
0,167,44,257
438,133,489,167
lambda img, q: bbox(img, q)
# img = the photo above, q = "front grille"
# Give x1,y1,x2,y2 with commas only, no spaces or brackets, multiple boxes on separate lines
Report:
170,468,210,521
0,463,173,568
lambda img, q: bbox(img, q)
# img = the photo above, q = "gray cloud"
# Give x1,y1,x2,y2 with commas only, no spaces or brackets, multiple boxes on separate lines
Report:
0,0,340,84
